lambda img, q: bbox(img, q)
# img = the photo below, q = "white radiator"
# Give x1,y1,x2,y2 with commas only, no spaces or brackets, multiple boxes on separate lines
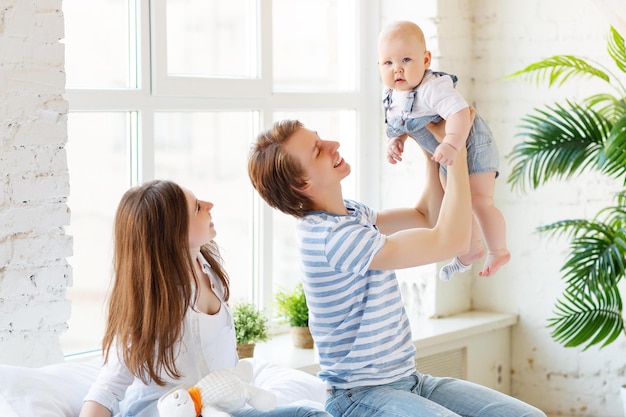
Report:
416,347,467,379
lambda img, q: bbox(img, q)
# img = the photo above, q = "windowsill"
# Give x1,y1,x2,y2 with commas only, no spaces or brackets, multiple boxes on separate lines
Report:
410,310,518,350
253,310,518,372
64,310,519,370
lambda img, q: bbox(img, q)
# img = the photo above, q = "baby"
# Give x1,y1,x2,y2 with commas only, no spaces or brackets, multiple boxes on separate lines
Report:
378,20,510,279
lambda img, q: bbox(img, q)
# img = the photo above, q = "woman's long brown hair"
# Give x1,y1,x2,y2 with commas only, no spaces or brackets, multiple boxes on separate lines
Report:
101,180,230,386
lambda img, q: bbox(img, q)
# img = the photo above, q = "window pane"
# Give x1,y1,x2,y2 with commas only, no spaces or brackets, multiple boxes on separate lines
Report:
271,111,357,296
273,0,358,91
381,138,435,319
166,0,258,78
62,113,132,353
64,0,135,88
153,112,256,301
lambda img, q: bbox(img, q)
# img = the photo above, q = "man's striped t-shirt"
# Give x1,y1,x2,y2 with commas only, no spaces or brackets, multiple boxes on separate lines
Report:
296,199,416,389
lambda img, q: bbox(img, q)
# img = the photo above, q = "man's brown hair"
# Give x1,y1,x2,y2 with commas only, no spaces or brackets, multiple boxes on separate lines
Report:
248,119,313,218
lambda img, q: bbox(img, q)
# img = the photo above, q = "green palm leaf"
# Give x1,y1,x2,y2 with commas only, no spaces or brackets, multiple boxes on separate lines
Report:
548,284,624,349
563,230,625,289
601,113,626,179
506,55,610,87
582,93,626,122
507,101,610,192
607,26,626,76
538,207,626,290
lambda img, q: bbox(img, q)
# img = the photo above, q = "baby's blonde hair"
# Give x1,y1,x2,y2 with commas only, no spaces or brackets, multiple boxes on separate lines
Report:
378,20,426,48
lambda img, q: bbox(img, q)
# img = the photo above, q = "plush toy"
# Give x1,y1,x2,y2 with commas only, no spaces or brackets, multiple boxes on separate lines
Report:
157,360,277,417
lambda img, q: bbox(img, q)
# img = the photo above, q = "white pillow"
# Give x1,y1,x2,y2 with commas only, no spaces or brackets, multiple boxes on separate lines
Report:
246,358,326,409
0,359,101,417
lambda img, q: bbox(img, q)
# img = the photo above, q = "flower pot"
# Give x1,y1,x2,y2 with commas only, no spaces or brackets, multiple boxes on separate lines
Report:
237,343,256,359
621,384,626,416
290,326,314,349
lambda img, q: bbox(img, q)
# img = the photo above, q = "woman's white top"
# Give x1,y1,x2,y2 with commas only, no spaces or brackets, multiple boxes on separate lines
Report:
83,253,238,416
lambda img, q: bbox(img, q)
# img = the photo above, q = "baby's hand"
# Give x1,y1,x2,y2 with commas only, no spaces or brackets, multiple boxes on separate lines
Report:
431,142,458,166
387,136,405,164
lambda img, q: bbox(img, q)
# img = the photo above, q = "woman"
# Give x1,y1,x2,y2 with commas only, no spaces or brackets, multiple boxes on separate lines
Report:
79,180,329,417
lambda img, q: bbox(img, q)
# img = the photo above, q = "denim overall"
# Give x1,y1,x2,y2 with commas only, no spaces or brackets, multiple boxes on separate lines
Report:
383,70,499,177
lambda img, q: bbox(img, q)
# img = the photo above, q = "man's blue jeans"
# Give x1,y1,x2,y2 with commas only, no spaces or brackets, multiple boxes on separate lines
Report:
233,405,331,417
325,372,546,417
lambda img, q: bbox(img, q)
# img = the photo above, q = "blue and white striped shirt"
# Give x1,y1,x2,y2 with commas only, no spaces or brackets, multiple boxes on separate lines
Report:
296,199,416,389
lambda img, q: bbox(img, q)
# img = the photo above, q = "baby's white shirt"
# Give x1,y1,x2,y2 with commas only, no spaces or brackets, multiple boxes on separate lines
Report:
385,71,468,120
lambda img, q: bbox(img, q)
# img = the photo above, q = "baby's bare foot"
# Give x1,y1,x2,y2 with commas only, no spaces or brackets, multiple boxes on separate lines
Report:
478,249,511,277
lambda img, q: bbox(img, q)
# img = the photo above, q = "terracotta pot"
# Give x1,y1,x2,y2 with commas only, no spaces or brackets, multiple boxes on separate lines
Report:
237,343,256,359
290,326,314,349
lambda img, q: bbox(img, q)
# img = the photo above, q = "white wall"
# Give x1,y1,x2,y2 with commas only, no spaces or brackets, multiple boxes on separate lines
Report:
0,0,70,366
469,1,625,416
0,0,624,414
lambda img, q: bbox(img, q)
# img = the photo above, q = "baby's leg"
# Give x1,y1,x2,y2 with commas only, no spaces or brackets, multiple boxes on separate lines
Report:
459,216,485,265
470,172,510,277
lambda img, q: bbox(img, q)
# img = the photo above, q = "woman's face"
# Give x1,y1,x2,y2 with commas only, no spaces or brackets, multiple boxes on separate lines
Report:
184,188,216,250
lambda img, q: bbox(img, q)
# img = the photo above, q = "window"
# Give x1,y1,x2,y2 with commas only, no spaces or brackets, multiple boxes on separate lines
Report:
61,0,383,353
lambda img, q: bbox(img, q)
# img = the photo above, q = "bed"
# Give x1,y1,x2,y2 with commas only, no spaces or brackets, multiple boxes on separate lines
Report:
0,357,327,417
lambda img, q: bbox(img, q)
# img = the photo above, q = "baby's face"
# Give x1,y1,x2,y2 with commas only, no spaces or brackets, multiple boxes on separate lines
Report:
377,32,430,91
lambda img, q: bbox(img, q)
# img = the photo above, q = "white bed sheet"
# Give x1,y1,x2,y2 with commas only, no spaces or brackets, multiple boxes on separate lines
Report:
0,357,326,417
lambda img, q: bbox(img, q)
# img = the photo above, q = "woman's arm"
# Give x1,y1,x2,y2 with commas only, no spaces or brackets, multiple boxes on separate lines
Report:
79,401,112,417
78,349,134,417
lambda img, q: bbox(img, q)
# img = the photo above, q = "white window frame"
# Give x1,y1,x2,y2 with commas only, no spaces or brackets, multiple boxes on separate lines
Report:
150,0,272,97
65,0,383,315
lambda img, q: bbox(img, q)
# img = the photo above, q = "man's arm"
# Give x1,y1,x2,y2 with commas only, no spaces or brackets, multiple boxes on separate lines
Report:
376,105,475,235
375,113,456,235
370,109,474,271
370,144,471,271
375,148,443,235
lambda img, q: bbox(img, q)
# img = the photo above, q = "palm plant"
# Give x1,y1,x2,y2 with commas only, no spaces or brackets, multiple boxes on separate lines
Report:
506,26,626,350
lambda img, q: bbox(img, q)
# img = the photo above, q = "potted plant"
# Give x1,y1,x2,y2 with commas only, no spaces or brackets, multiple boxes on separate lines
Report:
274,283,314,349
232,301,270,358
506,26,626,351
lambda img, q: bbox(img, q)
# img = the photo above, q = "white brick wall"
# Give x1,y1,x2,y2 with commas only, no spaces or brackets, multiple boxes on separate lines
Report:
0,0,70,366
